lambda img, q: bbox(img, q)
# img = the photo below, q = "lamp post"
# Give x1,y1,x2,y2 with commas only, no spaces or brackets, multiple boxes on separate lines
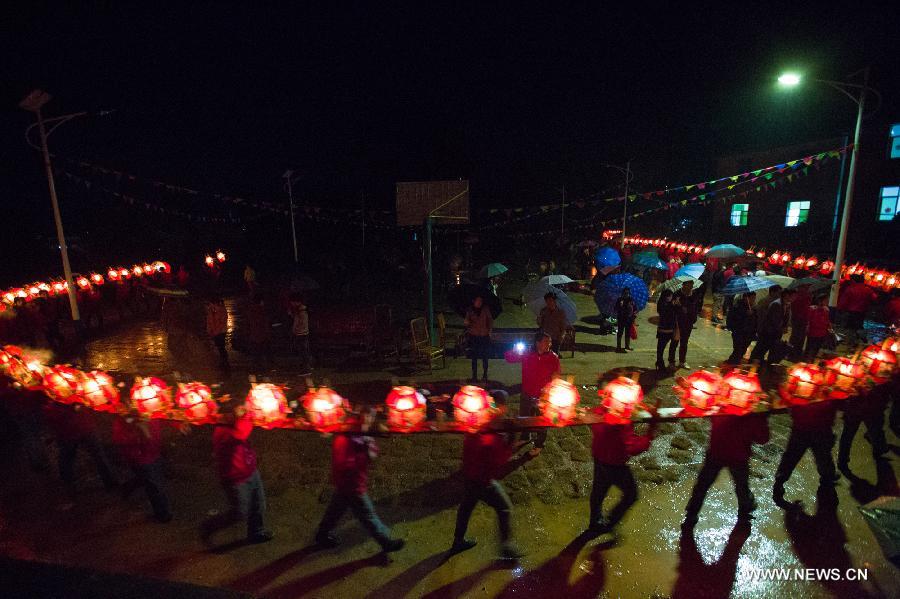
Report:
19,89,86,322
283,170,301,264
778,69,880,307
600,162,633,247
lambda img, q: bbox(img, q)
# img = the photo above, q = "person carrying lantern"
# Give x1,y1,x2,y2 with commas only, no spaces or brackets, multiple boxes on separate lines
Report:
804,294,832,360
451,390,524,559
670,280,701,369
773,400,839,507
837,386,889,474
465,295,493,382
683,412,770,528
750,286,793,366
587,398,659,537
505,330,561,457
837,274,877,343
112,408,173,523
725,292,758,365
788,282,813,359
614,287,637,353
315,409,404,553
201,404,273,544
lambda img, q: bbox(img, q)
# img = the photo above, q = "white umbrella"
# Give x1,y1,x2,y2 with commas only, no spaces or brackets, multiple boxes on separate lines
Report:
525,280,578,325
541,274,575,286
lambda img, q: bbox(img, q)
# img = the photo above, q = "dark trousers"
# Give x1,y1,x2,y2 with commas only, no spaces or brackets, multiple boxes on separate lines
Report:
845,311,865,335
293,334,310,371
670,325,693,364
838,410,887,464
685,457,754,517
804,336,826,361
616,318,634,349
520,394,546,448
58,436,117,491
454,479,512,543
589,462,638,527
125,459,171,519
212,333,229,367
656,332,673,367
317,490,392,547
12,411,50,472
750,334,781,364
775,428,836,487
207,469,267,539
468,335,490,379
728,333,753,364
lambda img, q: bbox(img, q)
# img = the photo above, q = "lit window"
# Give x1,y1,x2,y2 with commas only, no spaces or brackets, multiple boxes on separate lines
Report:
891,124,900,159
730,203,749,227
785,200,810,226
879,186,899,221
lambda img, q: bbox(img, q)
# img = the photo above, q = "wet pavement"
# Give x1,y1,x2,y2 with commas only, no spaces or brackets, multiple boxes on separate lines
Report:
1,284,899,598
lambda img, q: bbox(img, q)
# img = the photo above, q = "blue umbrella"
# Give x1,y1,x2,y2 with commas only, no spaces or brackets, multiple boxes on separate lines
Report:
717,275,775,296
594,246,621,268
675,263,705,278
477,262,508,278
595,273,649,315
632,251,667,270
706,244,745,259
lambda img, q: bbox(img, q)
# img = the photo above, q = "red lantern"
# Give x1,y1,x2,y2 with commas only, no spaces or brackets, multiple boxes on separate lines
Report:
142,264,154,275
769,252,780,263
755,251,765,259
780,253,791,264
154,261,171,274
452,385,495,431
675,370,722,415
599,376,644,424
8,353,45,390
385,386,427,430
130,377,172,417
76,276,91,289
806,257,818,269
0,345,23,377
52,281,67,294
779,363,826,405
299,386,346,431
176,382,218,422
859,345,897,383
82,371,120,411
823,356,864,399
205,255,215,267
883,337,900,359
540,378,581,426
718,370,764,415
216,250,226,262
108,269,120,281
90,273,104,285
43,365,86,403
132,265,143,277
820,260,834,274
793,256,806,268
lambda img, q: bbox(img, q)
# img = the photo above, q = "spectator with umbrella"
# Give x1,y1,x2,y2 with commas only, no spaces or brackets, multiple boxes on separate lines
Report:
537,292,573,353
726,292,758,365
465,295,493,382
595,273,649,322
671,280,701,369
615,288,637,352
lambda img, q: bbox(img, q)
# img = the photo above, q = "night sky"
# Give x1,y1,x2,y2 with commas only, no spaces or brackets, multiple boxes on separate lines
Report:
1,5,898,283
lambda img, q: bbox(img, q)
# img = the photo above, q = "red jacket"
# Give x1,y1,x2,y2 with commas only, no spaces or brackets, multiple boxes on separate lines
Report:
112,417,163,466
707,414,769,466
838,282,877,314
332,434,376,495
885,297,900,327
791,401,837,432
212,414,257,485
790,290,811,324
807,306,831,338
505,349,560,398
43,403,98,441
590,418,651,465
462,432,512,485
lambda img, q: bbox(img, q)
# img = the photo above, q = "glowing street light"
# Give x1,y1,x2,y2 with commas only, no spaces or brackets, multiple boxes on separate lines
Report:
777,72,801,86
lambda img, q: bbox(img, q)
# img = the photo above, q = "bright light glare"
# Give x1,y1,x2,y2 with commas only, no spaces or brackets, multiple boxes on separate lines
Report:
778,72,801,86
515,342,526,353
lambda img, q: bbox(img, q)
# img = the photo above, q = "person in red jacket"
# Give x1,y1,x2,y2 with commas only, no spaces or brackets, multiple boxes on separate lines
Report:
788,283,812,358
315,409,404,552
885,288,900,328
804,294,832,360
112,412,172,522
588,402,658,536
684,413,769,527
773,401,839,507
838,275,877,342
505,330,560,456
43,402,118,495
201,406,273,544
451,390,523,559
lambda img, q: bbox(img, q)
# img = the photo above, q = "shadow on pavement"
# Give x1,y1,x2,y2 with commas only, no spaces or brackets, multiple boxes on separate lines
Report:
671,522,750,599
227,545,320,592
363,550,450,598
262,553,388,599
844,457,900,505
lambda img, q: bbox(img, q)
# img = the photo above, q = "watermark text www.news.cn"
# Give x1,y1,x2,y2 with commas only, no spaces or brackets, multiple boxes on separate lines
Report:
744,568,869,582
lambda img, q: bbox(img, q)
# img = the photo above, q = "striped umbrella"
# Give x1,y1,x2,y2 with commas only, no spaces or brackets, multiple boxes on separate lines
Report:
652,275,704,299
595,273,649,315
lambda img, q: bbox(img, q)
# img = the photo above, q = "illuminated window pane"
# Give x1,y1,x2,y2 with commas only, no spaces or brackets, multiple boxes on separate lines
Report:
785,200,810,227
730,203,749,227
879,186,899,221
891,124,900,159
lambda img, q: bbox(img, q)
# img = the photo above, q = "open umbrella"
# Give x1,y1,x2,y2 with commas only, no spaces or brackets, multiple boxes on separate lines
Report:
763,274,795,289
523,275,576,305
632,251,667,270
477,263,508,279
594,246,621,269
541,274,575,286
675,263,705,278
652,275,704,299
448,283,502,319
717,275,775,296
859,496,900,561
789,277,834,292
595,273,649,315
706,244,745,259
525,280,578,325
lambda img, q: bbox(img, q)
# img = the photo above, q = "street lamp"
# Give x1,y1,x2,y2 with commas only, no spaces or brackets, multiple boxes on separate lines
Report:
600,162,634,247
283,170,302,263
777,69,881,307
19,89,87,322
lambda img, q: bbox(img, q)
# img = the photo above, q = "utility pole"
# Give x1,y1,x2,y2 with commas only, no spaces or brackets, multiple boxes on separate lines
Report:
620,160,631,247
561,185,566,238
283,170,299,263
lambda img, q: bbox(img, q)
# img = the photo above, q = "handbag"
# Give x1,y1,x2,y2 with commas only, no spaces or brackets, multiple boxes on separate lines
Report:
630,322,638,340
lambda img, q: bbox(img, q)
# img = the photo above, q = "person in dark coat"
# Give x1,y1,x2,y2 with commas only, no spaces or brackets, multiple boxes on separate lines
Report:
837,386,889,473
655,289,677,370
43,402,118,497
684,413,769,527
750,286,793,366
726,292,757,364
773,401,839,506
464,296,493,382
670,280,701,368
112,412,172,522
451,390,523,559
614,288,637,352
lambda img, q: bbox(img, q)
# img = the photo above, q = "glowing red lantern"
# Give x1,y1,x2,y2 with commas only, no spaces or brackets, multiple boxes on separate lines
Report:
176,382,218,422
675,370,722,415
823,356,864,399
3,291,15,304
769,252,780,263
43,365,86,403
90,273,104,285
108,269,120,281
718,370,764,415
599,376,644,424
8,353,45,391
205,255,215,267
820,260,834,274
52,281,67,294
540,378,581,426
216,250,226,262
385,386,427,430
780,253,791,264
755,251,765,259
806,257,818,269
154,261,171,273
28,285,41,297
452,385,495,431
76,276,90,289
130,377,172,417
132,266,143,277
883,337,900,359
779,363,826,405
0,345,24,377
141,264,153,275
859,345,897,383
793,256,806,268
299,386,346,431
81,370,120,410
119,268,131,279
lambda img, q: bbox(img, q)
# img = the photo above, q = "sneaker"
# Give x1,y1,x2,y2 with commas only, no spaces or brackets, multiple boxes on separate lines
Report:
500,542,525,560
668,362,676,369
381,538,405,553
679,363,689,370
625,347,634,351
616,348,626,353
451,538,477,553
316,532,341,548
248,530,274,544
